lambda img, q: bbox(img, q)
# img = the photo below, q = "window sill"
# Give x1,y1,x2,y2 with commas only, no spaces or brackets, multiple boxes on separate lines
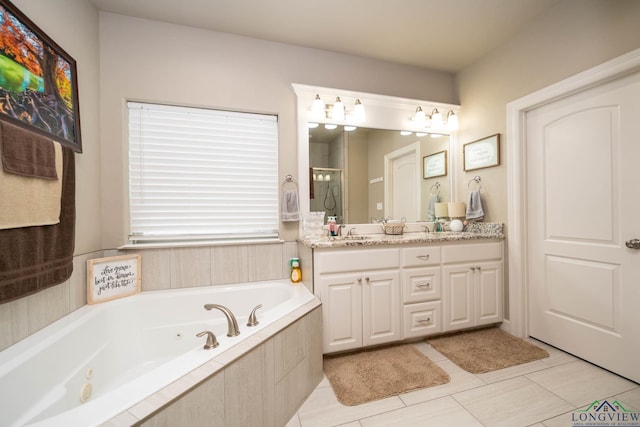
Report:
118,238,285,250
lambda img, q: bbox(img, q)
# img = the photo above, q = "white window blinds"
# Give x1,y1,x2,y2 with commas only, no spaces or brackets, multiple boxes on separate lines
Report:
128,102,279,244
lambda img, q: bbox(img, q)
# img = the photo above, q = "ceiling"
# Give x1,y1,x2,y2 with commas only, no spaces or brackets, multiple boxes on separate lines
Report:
89,0,560,72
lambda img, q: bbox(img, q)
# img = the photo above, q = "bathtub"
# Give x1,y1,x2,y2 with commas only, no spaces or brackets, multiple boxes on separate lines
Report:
0,279,317,427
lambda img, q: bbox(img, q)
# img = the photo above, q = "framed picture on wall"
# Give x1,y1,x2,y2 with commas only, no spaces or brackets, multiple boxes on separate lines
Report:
423,150,447,179
463,134,500,171
0,0,82,152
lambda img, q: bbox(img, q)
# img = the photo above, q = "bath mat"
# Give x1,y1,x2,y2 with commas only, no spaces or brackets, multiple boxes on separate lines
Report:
323,344,450,406
427,327,549,374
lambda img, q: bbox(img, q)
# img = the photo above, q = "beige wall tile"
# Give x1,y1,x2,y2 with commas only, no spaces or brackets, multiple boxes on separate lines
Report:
211,245,249,285
137,249,171,291
225,340,276,427
27,281,70,334
139,371,226,427
0,297,28,351
282,241,298,278
71,252,104,311
170,247,212,288
248,243,285,282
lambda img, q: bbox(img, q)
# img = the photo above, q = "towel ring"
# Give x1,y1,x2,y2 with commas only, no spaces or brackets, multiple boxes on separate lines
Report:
430,182,441,196
467,176,481,191
281,174,298,190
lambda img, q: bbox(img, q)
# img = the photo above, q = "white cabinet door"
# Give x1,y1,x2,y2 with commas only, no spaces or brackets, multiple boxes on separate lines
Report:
475,261,503,326
442,265,475,331
320,273,363,353
362,271,401,346
443,261,503,331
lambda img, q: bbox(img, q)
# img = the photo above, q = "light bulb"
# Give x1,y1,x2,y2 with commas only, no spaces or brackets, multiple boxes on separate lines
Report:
447,111,459,131
431,108,443,130
332,97,345,121
344,125,357,131
324,123,337,130
311,94,324,119
400,130,412,136
414,106,426,124
354,99,366,122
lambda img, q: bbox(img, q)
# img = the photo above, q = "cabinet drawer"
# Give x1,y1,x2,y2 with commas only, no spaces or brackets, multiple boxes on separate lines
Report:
441,242,502,264
402,246,441,267
402,301,442,339
316,248,399,274
402,267,441,303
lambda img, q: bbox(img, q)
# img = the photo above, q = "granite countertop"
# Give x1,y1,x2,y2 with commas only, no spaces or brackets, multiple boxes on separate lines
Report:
300,223,504,249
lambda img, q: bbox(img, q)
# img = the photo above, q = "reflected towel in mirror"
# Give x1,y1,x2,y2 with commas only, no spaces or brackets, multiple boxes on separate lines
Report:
427,194,439,221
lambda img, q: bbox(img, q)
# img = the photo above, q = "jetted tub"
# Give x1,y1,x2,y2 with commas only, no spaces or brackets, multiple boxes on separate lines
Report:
0,279,316,427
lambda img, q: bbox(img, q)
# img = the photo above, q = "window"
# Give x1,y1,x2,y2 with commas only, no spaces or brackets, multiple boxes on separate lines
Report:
128,102,279,244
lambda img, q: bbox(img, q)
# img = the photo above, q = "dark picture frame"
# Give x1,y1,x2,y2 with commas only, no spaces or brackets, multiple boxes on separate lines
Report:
463,134,500,171
0,0,82,152
423,150,447,179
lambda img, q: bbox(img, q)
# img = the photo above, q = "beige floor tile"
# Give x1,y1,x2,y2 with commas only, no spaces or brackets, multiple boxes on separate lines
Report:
453,376,574,427
400,359,486,406
476,359,552,384
412,341,448,362
526,360,638,407
525,338,579,366
297,382,404,427
360,396,483,427
285,413,301,427
614,387,640,410
539,410,578,427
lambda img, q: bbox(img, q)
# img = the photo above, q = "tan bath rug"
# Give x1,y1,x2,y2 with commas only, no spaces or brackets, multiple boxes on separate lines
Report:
427,327,549,374
323,344,450,406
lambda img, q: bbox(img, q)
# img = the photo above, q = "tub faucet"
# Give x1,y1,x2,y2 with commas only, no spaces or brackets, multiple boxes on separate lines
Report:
203,304,240,337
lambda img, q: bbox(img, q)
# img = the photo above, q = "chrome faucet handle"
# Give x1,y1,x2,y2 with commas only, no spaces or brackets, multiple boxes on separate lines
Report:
196,331,219,350
247,304,263,327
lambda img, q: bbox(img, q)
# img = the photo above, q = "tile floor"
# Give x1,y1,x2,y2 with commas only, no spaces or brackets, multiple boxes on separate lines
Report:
285,338,640,427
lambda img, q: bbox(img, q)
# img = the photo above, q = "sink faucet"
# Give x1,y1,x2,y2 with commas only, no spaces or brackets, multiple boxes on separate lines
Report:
203,304,240,336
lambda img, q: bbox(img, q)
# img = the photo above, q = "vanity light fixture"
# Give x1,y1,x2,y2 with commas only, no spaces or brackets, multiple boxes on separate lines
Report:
324,123,338,130
414,106,426,125
308,122,319,128
311,94,324,119
344,125,357,131
354,99,366,122
332,97,345,121
446,110,459,131
431,108,443,130
416,132,428,137
400,130,412,136
308,95,365,122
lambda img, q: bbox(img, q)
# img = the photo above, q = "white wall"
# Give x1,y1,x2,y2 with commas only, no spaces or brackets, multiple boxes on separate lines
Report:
1,0,101,351
98,12,457,247
454,0,640,224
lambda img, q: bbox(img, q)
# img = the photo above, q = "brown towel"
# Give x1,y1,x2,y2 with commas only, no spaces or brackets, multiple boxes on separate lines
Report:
0,120,58,179
0,146,75,304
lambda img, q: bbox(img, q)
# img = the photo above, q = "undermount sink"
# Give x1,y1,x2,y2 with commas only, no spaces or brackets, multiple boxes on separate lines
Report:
330,235,371,241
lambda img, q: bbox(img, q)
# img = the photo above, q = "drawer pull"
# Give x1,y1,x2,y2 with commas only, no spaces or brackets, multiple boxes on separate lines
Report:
417,318,432,325
416,255,430,261
415,281,431,289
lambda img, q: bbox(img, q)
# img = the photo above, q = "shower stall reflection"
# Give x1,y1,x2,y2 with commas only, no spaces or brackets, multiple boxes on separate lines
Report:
310,167,343,223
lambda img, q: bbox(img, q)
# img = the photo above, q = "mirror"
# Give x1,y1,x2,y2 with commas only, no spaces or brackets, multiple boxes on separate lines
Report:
309,125,450,223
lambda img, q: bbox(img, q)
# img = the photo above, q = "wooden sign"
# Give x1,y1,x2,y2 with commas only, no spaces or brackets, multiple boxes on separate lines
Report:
87,254,141,304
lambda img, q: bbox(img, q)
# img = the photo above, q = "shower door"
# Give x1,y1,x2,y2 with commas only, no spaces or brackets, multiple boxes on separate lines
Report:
310,168,343,223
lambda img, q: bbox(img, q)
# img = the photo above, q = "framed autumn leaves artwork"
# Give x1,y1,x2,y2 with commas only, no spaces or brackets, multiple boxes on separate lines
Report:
0,0,82,152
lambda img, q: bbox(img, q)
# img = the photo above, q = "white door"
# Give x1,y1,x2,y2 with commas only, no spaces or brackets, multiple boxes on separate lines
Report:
385,143,420,220
526,70,640,382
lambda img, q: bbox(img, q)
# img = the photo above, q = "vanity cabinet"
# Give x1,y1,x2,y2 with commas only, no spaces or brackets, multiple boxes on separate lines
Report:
309,238,504,354
315,248,401,354
441,242,503,332
401,245,443,339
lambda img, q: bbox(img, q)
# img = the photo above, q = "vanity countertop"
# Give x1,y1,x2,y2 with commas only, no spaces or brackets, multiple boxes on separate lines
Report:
299,222,504,249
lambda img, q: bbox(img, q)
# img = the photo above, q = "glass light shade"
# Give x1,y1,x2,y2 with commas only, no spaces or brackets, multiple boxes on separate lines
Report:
344,125,357,131
431,108,443,130
324,123,337,130
354,99,366,122
400,130,412,136
447,111,459,131
311,94,324,119
307,122,319,128
332,97,345,121
414,106,426,124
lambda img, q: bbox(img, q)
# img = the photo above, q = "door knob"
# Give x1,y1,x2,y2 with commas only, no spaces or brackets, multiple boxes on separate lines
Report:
626,239,640,249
